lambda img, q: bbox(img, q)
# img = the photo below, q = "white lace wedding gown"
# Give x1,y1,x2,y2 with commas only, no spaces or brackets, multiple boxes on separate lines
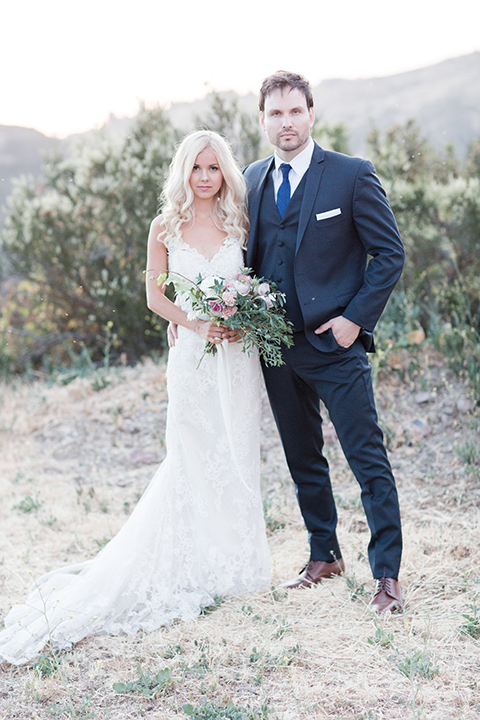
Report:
0,236,271,665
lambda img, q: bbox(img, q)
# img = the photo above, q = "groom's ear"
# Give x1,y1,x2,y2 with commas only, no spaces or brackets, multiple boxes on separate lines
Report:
259,112,265,131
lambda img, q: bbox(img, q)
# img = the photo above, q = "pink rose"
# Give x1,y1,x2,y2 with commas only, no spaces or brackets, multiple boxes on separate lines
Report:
264,295,274,309
256,282,270,296
222,306,238,319
222,289,237,307
209,300,223,316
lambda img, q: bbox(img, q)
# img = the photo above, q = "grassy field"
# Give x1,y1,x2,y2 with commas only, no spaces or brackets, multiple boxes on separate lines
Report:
0,351,479,719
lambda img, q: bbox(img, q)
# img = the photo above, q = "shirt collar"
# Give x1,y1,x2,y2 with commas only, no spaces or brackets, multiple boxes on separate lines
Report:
274,137,315,175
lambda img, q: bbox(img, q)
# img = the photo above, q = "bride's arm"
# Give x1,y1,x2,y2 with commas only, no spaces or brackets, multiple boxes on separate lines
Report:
146,216,229,344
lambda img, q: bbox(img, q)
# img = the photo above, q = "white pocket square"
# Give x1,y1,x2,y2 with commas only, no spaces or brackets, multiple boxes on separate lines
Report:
316,208,341,221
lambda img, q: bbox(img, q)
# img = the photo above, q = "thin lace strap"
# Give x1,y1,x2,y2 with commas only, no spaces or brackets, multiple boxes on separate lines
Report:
164,234,182,253
223,236,242,249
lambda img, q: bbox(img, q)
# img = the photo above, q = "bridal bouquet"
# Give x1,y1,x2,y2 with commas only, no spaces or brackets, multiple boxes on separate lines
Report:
156,268,294,366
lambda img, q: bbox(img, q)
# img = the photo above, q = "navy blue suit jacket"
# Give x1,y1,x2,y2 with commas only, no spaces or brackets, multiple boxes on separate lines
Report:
244,142,405,353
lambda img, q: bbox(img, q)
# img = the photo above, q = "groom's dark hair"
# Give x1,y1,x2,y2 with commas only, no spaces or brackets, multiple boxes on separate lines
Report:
259,71,314,112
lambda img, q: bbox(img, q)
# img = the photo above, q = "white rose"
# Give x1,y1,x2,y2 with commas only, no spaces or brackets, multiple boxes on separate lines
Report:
199,276,222,296
233,280,251,296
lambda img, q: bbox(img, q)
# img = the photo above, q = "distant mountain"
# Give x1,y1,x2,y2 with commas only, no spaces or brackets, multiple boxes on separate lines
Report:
0,117,128,232
0,126,60,229
313,52,480,157
1,52,479,230
168,52,480,157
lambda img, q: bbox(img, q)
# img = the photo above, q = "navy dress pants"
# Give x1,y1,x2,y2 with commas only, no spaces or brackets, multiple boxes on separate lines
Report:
262,332,402,580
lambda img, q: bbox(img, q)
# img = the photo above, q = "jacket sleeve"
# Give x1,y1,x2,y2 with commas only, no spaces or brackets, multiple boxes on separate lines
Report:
342,160,405,331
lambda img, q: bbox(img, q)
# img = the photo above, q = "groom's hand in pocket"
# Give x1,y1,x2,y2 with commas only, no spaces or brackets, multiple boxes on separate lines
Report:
315,316,360,348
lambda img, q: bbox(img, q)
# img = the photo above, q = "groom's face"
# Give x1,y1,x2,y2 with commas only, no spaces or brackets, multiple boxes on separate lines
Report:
260,87,314,159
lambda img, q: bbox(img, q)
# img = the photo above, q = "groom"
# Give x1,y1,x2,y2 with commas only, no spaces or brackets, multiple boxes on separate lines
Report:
244,71,405,613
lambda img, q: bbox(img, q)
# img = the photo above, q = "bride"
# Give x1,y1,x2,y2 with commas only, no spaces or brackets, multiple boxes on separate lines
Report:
0,130,271,666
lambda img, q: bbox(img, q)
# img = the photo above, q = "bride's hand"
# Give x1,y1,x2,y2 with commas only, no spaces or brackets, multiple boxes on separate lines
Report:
193,320,234,345
225,329,242,343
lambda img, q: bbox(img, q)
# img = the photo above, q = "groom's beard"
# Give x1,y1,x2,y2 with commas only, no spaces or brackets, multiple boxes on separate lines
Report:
275,128,311,153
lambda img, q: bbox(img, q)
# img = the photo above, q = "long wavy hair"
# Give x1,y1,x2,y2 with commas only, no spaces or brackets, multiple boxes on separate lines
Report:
160,130,249,247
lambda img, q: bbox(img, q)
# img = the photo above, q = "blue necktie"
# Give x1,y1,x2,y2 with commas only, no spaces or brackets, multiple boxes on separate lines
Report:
276,163,291,218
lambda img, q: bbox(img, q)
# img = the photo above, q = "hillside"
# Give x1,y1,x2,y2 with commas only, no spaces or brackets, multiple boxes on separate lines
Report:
168,52,480,155
315,52,480,156
0,125,60,229
1,350,479,717
0,52,479,230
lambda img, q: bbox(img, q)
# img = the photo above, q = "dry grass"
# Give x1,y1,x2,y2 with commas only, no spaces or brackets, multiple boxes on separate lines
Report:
0,352,479,719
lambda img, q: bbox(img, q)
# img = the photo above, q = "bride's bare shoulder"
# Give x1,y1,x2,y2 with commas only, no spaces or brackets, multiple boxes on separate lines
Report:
150,214,165,234
148,215,168,245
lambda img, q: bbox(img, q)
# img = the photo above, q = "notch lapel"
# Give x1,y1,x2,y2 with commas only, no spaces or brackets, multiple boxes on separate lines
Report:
296,144,325,252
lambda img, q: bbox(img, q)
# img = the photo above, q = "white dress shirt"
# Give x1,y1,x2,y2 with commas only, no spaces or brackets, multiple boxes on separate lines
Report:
272,137,315,201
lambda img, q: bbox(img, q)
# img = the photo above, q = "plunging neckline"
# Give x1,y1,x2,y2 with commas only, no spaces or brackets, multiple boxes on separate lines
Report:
179,237,231,263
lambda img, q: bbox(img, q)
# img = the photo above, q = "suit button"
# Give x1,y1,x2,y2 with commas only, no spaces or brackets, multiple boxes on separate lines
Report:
277,277,283,283
279,224,285,230
278,240,284,247
278,259,283,265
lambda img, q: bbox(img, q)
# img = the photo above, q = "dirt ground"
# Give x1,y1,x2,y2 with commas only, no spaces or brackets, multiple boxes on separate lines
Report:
0,349,479,719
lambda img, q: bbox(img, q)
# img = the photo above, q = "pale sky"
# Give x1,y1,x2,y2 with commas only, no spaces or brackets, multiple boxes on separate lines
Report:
1,0,479,137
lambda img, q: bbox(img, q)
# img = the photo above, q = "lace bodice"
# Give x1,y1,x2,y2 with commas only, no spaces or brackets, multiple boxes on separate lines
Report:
166,235,245,307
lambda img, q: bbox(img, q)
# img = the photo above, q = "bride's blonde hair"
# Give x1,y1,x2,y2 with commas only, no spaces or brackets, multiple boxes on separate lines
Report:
160,130,249,246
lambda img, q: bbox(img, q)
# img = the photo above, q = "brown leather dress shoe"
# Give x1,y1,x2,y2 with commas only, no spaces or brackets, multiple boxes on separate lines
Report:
281,558,345,589
369,577,403,614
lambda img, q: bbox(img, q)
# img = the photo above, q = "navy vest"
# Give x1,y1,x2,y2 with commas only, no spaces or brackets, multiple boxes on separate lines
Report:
254,169,307,330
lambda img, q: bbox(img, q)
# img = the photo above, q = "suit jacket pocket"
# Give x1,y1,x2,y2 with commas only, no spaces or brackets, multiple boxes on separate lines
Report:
323,328,351,353
315,212,345,228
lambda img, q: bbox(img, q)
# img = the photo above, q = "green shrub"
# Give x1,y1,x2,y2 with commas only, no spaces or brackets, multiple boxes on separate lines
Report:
0,105,176,371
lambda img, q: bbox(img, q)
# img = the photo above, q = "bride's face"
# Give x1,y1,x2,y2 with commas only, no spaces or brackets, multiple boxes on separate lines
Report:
189,148,224,200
